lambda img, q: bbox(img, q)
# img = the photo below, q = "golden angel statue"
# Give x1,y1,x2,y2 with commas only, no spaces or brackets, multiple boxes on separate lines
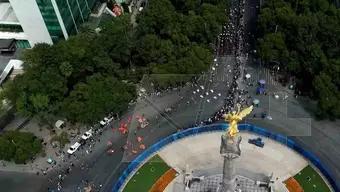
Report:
223,104,253,137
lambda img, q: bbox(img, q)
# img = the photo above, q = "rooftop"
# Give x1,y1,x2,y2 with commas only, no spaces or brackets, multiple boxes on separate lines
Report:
0,38,15,49
0,47,22,75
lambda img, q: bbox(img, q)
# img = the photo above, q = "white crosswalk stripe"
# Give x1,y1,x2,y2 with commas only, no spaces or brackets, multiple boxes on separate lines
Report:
256,68,278,86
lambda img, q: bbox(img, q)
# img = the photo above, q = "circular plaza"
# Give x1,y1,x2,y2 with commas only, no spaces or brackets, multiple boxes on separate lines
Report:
113,124,337,192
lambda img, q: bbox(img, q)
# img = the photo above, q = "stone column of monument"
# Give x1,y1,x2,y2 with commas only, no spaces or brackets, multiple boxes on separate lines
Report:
219,134,242,192
220,105,253,192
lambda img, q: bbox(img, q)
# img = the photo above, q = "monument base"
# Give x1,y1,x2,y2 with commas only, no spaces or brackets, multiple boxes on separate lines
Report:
219,134,242,192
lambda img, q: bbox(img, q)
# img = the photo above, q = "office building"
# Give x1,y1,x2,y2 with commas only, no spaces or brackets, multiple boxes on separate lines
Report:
0,0,99,47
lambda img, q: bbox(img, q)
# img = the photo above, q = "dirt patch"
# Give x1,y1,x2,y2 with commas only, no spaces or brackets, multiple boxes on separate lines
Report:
284,177,303,192
150,168,177,192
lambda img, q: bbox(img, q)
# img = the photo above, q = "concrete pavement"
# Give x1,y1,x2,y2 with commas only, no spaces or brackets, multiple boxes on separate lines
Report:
159,132,308,192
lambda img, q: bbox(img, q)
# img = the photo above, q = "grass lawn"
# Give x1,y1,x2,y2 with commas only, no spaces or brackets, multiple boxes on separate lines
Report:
123,154,171,192
294,165,331,192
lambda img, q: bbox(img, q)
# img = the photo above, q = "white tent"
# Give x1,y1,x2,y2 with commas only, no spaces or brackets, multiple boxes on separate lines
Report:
55,120,65,129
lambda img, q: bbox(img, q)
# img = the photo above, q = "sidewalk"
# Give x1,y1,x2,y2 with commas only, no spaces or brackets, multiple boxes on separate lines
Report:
0,83,187,174
0,118,83,174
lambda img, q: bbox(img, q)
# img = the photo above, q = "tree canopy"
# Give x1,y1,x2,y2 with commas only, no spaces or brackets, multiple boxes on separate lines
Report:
133,0,228,74
3,15,137,124
2,0,228,124
257,0,340,119
0,131,42,164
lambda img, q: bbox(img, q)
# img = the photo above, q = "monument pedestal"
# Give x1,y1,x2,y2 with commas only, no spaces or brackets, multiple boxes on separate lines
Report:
219,134,241,192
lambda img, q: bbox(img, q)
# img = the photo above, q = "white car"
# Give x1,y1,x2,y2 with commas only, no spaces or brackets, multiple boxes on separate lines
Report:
99,120,107,127
67,142,81,155
81,129,93,140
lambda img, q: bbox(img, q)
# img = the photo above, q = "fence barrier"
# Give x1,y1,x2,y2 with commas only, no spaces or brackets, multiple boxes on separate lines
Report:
112,123,339,192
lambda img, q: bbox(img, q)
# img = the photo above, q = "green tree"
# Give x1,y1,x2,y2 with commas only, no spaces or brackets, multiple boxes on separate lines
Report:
313,72,340,119
258,32,289,64
257,0,340,119
137,0,176,36
29,94,49,112
62,74,136,123
0,131,42,164
59,61,73,77
2,0,227,124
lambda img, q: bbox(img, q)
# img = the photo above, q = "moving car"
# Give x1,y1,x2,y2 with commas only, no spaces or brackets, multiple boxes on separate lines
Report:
67,142,81,154
248,137,264,148
81,129,93,140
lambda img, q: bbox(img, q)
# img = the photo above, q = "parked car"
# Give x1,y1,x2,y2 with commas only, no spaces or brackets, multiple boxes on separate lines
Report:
81,129,93,140
99,120,107,127
248,137,264,148
67,142,81,154
100,116,114,127
105,116,114,123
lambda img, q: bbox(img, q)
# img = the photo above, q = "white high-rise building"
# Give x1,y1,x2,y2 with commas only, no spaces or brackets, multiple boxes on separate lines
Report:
0,0,99,48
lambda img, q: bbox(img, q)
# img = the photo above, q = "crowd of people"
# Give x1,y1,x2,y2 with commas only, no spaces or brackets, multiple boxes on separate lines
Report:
195,0,249,126
47,0,254,191
45,123,110,192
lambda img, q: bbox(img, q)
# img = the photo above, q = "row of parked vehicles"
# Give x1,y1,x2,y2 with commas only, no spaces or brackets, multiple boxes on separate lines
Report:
67,129,93,154
67,115,114,155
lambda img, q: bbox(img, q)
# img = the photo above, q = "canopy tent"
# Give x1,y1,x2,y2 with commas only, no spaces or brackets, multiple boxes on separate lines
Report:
47,157,53,164
253,99,260,105
55,120,65,129
258,79,266,85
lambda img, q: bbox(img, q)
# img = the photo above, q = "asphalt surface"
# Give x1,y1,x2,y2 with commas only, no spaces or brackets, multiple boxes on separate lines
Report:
0,0,339,191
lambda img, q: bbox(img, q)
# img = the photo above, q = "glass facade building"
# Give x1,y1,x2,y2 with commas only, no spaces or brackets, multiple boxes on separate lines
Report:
36,0,63,43
36,0,98,43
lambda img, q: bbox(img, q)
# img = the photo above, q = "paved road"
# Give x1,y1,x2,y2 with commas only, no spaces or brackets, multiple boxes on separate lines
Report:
0,0,339,191
242,0,340,188
44,55,234,191
0,171,44,192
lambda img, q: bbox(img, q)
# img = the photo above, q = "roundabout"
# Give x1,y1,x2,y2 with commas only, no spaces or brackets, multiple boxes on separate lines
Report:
113,124,337,192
